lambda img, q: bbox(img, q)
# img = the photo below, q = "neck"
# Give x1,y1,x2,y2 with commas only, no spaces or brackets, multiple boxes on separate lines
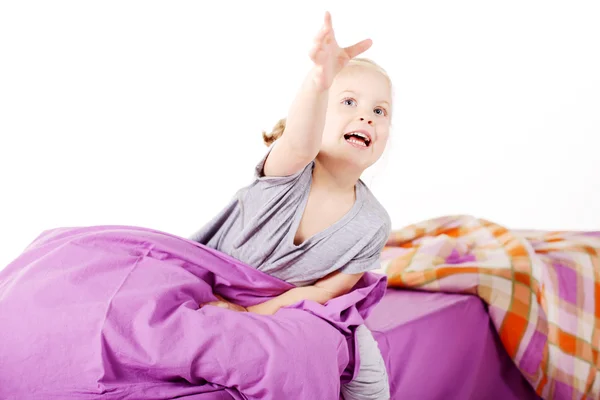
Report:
313,154,362,194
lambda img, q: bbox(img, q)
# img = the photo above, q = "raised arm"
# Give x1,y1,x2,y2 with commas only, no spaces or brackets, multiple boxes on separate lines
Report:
263,12,372,177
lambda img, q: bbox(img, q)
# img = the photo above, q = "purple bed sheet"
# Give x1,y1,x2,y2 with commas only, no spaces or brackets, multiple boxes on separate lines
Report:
165,289,544,400
0,225,385,400
366,288,541,400
0,225,543,400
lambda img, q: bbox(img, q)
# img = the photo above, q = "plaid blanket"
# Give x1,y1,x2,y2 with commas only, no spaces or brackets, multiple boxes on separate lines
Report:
380,215,600,400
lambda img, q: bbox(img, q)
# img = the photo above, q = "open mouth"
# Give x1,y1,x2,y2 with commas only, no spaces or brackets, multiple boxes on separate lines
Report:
343,131,372,148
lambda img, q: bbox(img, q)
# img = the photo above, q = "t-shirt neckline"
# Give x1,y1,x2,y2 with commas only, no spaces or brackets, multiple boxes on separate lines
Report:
290,163,365,248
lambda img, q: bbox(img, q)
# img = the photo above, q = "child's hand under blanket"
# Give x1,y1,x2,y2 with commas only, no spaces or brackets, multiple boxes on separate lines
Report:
199,295,247,312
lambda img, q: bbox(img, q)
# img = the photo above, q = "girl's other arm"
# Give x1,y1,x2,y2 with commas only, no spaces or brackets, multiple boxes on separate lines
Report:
247,271,364,315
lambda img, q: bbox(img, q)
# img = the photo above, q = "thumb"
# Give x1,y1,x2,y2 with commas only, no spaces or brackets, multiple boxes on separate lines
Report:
344,38,373,59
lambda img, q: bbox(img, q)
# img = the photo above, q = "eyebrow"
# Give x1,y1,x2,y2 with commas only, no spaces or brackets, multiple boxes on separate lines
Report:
339,90,390,107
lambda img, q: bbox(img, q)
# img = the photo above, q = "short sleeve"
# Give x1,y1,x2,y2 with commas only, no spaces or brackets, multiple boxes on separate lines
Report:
339,220,391,275
254,143,275,178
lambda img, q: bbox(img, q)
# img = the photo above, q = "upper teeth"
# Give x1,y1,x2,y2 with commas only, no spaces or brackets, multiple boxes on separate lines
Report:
350,132,369,141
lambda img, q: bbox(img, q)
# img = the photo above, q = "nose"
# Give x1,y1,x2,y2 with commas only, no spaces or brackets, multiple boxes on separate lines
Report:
359,117,373,125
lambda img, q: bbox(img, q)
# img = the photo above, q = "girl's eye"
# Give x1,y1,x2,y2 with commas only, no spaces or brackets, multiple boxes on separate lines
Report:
342,98,356,106
374,107,387,116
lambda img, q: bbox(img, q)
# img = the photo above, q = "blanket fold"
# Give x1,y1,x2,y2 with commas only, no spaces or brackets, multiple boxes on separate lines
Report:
381,215,600,400
0,225,386,400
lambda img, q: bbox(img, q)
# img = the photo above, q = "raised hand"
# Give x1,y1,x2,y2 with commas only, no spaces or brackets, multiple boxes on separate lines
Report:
309,12,373,91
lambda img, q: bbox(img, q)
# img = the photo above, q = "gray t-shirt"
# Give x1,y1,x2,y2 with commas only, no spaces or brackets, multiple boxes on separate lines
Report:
189,149,391,287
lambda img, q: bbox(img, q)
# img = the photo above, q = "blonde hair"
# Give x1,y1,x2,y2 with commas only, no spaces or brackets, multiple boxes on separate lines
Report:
262,57,392,147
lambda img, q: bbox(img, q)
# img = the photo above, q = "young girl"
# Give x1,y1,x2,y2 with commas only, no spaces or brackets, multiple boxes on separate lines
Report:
191,12,392,400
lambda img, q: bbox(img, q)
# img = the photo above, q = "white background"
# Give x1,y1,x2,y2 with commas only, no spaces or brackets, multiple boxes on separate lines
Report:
1,1,599,270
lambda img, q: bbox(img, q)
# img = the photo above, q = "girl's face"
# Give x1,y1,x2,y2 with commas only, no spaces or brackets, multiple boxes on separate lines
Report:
319,64,393,171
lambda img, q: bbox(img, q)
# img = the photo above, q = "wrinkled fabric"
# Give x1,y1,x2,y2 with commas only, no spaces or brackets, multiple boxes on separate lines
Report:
383,215,600,400
0,225,386,400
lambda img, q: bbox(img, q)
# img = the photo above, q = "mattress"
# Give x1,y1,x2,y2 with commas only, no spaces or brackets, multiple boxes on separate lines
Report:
366,288,541,400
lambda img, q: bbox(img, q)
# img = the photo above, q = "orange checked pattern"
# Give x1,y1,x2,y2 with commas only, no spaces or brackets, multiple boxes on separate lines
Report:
380,215,600,400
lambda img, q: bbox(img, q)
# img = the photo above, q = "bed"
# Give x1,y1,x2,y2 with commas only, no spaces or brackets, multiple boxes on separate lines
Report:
366,288,540,399
379,215,600,399
1,217,597,399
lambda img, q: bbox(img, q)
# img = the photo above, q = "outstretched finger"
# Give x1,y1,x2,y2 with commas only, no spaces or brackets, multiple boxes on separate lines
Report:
344,38,373,59
324,11,332,30
314,13,333,42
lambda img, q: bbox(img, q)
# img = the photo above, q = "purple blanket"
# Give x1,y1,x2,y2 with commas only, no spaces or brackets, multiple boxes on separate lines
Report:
0,225,386,400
